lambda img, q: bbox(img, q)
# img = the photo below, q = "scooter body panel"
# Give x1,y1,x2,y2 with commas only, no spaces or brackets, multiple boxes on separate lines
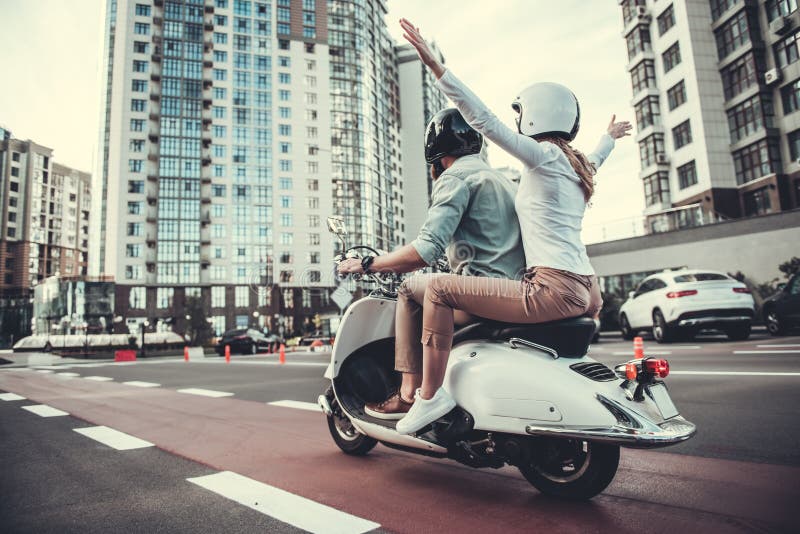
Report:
329,295,396,379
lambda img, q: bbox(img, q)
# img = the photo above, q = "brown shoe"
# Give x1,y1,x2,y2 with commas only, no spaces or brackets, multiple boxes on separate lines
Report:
364,391,414,420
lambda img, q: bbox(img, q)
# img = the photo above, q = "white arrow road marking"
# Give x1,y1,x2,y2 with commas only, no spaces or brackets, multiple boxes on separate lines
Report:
84,376,114,381
73,426,154,450
0,393,26,401
671,371,800,376
22,404,69,417
733,350,800,354
187,471,380,534
122,381,160,388
268,400,322,412
177,388,234,398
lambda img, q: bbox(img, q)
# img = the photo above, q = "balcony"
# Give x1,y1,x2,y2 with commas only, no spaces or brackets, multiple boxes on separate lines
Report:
146,235,157,246
204,22,214,31
203,60,213,68
153,17,162,26
146,215,157,223
201,176,211,184
154,0,163,6
204,5,214,13
149,94,161,102
204,41,213,52
149,112,160,121
148,133,159,143
150,73,161,82
201,157,212,166
203,79,213,89
147,174,158,182
201,197,211,204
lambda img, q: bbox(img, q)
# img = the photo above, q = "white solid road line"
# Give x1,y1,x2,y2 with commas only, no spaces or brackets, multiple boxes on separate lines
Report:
122,381,160,388
177,388,234,398
22,404,69,417
268,400,322,412
73,426,154,450
187,471,380,534
195,360,329,367
0,393,26,401
84,376,114,381
671,371,800,376
733,350,800,354
612,351,672,356
756,344,800,348
36,369,54,374
55,372,80,378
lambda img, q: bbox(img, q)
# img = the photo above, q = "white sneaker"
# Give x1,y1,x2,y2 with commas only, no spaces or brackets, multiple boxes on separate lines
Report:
395,388,456,435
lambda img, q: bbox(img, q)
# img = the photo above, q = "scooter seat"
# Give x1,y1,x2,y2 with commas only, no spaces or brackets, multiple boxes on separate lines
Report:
452,316,595,358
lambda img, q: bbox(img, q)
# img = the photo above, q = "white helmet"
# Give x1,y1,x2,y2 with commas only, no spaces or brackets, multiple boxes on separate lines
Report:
512,82,581,141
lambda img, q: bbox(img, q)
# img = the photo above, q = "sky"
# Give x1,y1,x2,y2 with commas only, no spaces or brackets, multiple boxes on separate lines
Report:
0,0,644,243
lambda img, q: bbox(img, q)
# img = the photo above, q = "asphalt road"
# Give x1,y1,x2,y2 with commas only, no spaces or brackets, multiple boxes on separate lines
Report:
1,331,799,532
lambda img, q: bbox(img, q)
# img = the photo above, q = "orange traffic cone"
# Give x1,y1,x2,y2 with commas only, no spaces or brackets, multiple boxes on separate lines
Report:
633,336,644,359
225,344,231,363
184,346,189,362
279,343,286,365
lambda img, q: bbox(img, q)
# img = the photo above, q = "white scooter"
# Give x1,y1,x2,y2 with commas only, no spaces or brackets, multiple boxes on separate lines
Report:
318,218,696,500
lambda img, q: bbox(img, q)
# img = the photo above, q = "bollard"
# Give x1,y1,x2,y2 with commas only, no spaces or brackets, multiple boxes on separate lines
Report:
279,343,286,365
184,346,189,362
225,344,231,363
633,336,644,359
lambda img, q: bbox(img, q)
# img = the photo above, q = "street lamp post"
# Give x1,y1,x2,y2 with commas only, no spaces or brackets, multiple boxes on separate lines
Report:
140,319,150,358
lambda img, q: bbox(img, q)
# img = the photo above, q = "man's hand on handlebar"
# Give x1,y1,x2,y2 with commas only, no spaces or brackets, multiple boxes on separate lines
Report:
337,257,365,275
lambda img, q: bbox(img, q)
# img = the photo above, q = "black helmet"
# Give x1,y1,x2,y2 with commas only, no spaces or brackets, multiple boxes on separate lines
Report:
424,108,483,165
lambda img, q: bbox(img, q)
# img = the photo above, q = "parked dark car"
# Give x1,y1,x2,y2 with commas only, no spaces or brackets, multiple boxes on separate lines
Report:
216,328,270,355
762,273,800,335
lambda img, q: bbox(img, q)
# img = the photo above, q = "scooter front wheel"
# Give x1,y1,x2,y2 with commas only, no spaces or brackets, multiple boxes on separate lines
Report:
326,392,377,456
519,438,619,500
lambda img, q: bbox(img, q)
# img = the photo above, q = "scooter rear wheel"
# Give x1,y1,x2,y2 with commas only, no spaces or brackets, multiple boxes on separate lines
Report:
326,393,377,456
519,438,619,500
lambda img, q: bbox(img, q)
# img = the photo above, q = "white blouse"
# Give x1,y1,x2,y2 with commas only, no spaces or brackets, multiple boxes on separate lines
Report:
436,70,615,276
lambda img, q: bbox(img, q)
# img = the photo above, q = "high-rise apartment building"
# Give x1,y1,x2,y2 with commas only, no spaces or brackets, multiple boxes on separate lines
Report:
620,0,800,230
0,134,91,345
397,42,449,240
94,0,441,336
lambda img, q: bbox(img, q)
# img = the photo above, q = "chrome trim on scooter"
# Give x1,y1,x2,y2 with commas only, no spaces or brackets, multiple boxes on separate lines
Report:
317,394,333,416
678,315,751,327
508,338,559,359
524,394,696,448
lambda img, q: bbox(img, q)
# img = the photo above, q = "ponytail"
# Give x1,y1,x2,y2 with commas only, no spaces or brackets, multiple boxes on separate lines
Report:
537,136,596,202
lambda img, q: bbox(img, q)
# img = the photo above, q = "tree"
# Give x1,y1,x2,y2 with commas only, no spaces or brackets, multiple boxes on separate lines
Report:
778,257,800,279
185,296,214,346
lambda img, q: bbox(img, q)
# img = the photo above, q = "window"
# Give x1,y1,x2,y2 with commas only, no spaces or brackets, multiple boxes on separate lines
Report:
157,288,174,309
279,38,290,50
280,270,294,283
621,0,647,25
782,79,800,115
129,159,144,172
657,5,675,35
766,0,799,21
672,120,692,149
279,89,291,101
308,233,320,246
131,79,148,92
643,171,670,206
308,252,320,264
129,287,146,309
127,201,142,214
134,22,150,35
279,106,291,118
134,41,149,53
625,27,651,61
280,196,292,208
775,29,800,67
133,59,148,72
788,128,800,160
212,286,226,308
235,286,249,307
630,60,656,94
279,124,291,136
677,161,698,189
667,81,686,110
305,42,315,53
280,252,293,263
280,232,293,245
710,0,737,21
639,133,664,167
128,180,144,193
279,177,292,189
280,213,292,226
720,52,760,100
131,99,146,112
308,215,319,227
715,10,751,60
135,3,151,16
732,139,781,185
727,95,772,143
634,96,661,130
662,42,681,73
304,75,316,87
742,187,773,216
307,179,318,191
279,73,291,84
127,222,142,236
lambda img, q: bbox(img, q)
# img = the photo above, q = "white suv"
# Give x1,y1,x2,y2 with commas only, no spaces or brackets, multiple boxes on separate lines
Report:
618,269,755,343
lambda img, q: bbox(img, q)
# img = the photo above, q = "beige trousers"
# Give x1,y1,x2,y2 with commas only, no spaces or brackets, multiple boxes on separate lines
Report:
394,268,602,373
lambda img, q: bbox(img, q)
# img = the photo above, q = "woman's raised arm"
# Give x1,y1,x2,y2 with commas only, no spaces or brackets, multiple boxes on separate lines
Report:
400,19,549,169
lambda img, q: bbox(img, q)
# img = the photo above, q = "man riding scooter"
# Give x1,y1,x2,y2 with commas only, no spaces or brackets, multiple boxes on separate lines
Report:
338,107,526,419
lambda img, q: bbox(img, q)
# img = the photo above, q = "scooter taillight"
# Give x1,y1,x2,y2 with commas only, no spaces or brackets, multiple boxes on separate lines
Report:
642,358,669,378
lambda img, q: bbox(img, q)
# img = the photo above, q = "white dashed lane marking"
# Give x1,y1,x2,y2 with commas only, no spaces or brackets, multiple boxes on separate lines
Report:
733,350,800,354
84,376,114,381
177,388,234,398
73,426,154,450
756,344,800,348
22,404,69,417
268,400,321,412
123,381,160,388
0,393,26,401
671,371,800,377
55,372,80,378
187,471,380,534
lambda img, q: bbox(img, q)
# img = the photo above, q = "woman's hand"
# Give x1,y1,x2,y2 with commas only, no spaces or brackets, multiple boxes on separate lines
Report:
400,18,446,79
337,258,364,275
607,115,633,139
